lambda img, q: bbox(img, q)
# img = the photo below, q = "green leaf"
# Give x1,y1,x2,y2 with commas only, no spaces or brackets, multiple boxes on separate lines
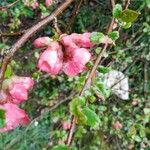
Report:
146,0,150,8
70,96,86,116
97,66,110,74
108,31,119,41
52,145,68,150
4,65,13,78
96,83,111,98
120,9,139,23
90,32,105,44
113,4,122,18
139,128,146,138
70,96,87,124
0,109,5,128
82,107,100,127
127,125,137,138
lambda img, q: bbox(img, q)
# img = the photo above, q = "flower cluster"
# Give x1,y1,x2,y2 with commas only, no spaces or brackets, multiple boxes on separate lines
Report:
0,76,34,132
33,33,93,76
24,0,53,9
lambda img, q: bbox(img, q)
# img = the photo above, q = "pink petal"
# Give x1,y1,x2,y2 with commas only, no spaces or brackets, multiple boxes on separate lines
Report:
63,48,91,76
71,33,94,48
0,103,29,132
33,37,52,48
11,76,34,90
38,42,63,75
9,84,28,104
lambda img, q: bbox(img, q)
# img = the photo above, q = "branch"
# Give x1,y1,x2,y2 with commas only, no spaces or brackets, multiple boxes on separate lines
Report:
0,31,25,37
66,0,131,146
0,0,74,86
124,0,131,9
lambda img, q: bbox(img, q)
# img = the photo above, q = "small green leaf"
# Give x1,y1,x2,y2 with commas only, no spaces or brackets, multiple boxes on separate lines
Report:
82,107,100,127
139,128,146,138
146,0,150,8
108,31,119,41
0,109,5,128
70,96,86,116
52,145,68,150
90,32,105,44
97,66,110,74
113,4,122,18
96,83,111,98
70,96,87,124
95,47,102,54
4,65,13,78
127,125,137,138
120,9,139,23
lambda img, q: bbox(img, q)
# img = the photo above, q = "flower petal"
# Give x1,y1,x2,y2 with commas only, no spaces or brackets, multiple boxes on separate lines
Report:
0,103,29,132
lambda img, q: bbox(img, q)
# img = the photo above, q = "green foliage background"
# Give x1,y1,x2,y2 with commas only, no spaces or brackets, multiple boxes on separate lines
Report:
0,0,150,149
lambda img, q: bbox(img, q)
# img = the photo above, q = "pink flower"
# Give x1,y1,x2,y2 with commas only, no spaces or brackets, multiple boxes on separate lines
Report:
33,37,52,48
37,42,63,75
3,76,34,104
63,48,91,76
45,0,53,7
62,121,71,130
113,121,123,130
0,103,29,132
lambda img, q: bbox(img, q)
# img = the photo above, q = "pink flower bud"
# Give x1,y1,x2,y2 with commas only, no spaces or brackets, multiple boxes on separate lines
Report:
31,0,39,9
45,0,53,7
132,99,139,106
63,48,91,76
62,121,71,130
113,121,123,130
38,42,63,75
71,33,94,48
0,103,29,132
33,37,52,48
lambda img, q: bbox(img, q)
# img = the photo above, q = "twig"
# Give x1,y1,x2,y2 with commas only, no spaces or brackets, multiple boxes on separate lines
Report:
144,61,148,98
0,0,74,88
111,0,115,9
124,0,130,9
0,31,25,37
66,0,83,32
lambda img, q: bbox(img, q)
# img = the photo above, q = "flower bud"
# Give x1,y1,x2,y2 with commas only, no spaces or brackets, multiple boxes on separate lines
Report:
33,37,52,48
113,121,123,130
45,0,53,7
62,121,71,130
